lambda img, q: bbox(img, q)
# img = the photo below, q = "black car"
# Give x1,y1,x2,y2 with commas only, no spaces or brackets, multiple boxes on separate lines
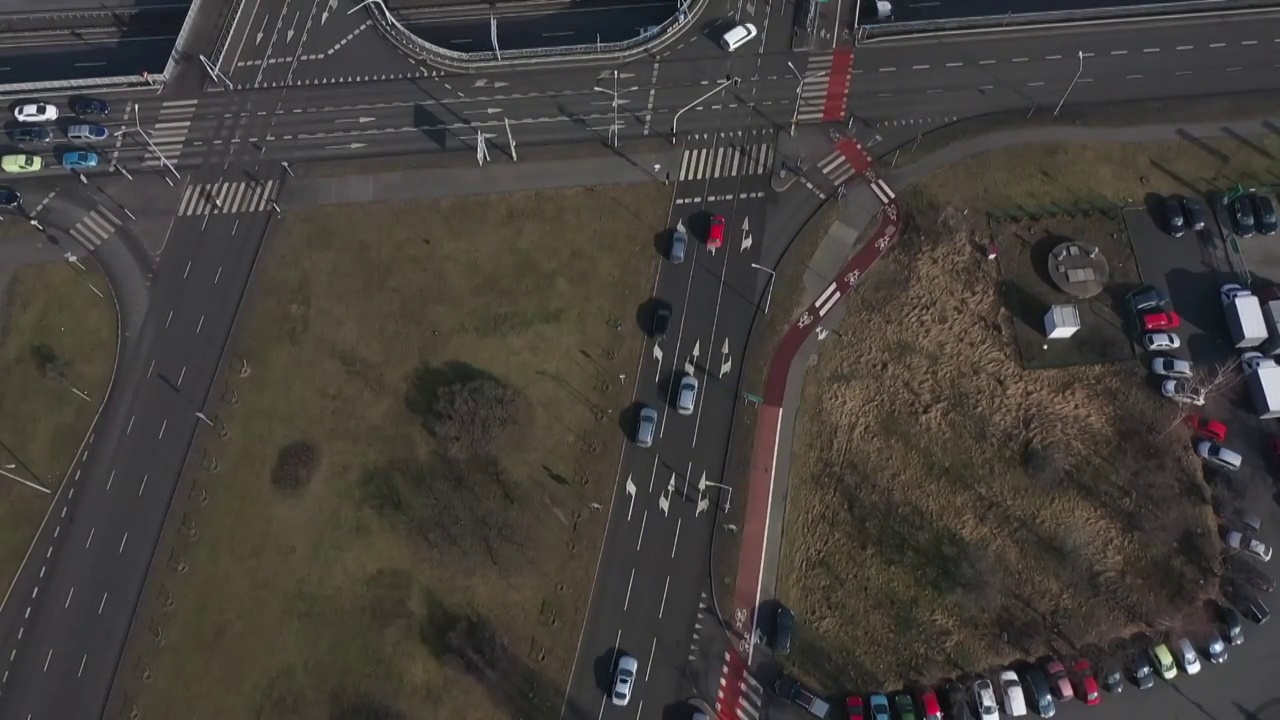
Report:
1021,667,1054,717
1129,284,1169,313
1232,196,1257,237
1228,555,1276,593
1242,594,1271,624
1099,663,1123,693
8,125,51,144
0,187,19,209
650,302,671,339
1220,603,1244,645
941,681,975,720
773,605,794,656
1132,649,1155,689
1253,194,1278,235
1162,196,1186,237
71,97,110,117
1181,196,1207,231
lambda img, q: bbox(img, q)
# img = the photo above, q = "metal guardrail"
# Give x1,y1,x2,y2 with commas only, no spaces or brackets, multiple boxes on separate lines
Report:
359,0,704,70
859,0,1278,39
209,0,248,75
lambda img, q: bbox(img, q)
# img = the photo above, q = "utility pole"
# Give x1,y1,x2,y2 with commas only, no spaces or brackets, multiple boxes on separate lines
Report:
611,69,619,148
751,263,776,314
476,131,490,166
785,62,818,138
672,76,739,143
120,110,179,184
197,54,232,90
1054,51,1084,118
504,117,517,161
490,14,501,61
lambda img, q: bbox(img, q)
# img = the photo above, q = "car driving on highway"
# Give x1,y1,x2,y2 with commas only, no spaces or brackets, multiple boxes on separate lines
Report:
611,654,638,706
707,215,725,249
634,406,657,448
676,374,698,415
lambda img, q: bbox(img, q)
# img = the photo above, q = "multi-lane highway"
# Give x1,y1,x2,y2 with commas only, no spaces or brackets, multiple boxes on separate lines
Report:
400,0,679,52
0,2,1278,719
0,5,188,85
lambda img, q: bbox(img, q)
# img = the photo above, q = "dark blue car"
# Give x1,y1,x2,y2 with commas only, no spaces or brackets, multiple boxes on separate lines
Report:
71,98,110,117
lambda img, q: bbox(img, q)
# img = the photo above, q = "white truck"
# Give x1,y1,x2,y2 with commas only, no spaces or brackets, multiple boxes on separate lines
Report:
1222,284,1268,349
1243,352,1280,419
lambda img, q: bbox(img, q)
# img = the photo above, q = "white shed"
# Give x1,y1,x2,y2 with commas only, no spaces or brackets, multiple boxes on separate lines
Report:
1044,304,1081,339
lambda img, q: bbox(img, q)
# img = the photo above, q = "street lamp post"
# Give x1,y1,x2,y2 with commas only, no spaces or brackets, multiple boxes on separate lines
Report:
786,62,806,138
672,76,739,143
751,263,776,314
1054,51,1084,118
119,111,180,183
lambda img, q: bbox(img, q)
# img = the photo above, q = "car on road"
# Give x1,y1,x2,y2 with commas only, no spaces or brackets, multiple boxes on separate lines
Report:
61,150,99,169
998,669,1027,717
1220,603,1244,644
1070,659,1100,705
971,678,998,720
846,695,864,720
1254,194,1278,235
0,154,42,174
1196,440,1243,471
868,693,891,720
1143,332,1181,351
0,187,20,209
1205,631,1227,664
1232,196,1256,237
8,125,51,144
894,693,916,720
13,102,57,122
651,301,672,339
1151,356,1192,377
1130,285,1169,312
720,22,759,52
1225,529,1272,561
707,215,725,248
1149,643,1177,680
1041,658,1072,700
1161,196,1186,237
1162,379,1205,405
1141,311,1181,331
1175,638,1201,675
70,97,110,117
918,689,942,720
774,604,794,655
66,123,109,142
1182,196,1208,230
611,654,638,706
1098,662,1123,694
669,227,687,263
1132,648,1155,689
634,405,657,448
676,374,698,415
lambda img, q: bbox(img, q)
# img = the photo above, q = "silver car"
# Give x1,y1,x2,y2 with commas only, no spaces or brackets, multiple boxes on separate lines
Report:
670,228,687,263
1150,356,1192,378
634,406,658,448
66,123,109,142
676,375,698,416
611,654,639,706
1196,441,1242,472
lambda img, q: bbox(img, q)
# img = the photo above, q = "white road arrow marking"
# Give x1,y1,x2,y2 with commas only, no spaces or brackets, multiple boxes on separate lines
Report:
652,342,663,381
695,471,709,516
691,339,701,360
625,473,636,520
322,0,337,24
719,338,732,378
741,230,752,251
462,108,504,115
287,11,299,43
473,79,508,88
816,327,831,340
685,340,700,376
335,116,376,124
598,70,637,79
659,474,675,516
256,14,269,45
325,142,367,149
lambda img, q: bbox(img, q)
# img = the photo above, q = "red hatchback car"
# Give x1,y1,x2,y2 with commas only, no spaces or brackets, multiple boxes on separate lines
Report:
1071,659,1101,706
918,690,943,720
1141,310,1181,331
708,215,725,248
847,695,864,720
1184,414,1228,442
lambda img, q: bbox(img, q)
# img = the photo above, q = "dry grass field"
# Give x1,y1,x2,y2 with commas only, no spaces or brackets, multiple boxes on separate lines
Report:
778,195,1218,691
0,262,115,589
122,186,668,720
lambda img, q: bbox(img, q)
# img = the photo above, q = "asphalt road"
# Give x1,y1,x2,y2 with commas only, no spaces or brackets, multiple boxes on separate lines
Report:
881,0,1216,23
0,3,1278,720
402,0,678,52
0,5,186,85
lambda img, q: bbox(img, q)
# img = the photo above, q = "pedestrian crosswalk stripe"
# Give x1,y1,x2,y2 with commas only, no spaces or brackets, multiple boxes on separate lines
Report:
678,144,773,181
818,148,858,186
178,180,279,216
68,207,123,251
141,99,198,169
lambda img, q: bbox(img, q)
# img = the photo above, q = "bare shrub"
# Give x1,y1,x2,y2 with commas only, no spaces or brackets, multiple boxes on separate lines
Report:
271,440,320,492
328,690,407,720
30,343,70,384
428,377,522,458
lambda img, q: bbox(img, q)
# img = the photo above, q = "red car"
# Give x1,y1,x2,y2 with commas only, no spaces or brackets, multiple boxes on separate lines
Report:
846,695,864,720
708,215,725,248
1184,414,1228,442
1071,659,1101,705
1141,310,1181,331
918,690,943,720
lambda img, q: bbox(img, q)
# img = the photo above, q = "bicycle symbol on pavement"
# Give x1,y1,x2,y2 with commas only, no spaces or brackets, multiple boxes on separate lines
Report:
844,269,861,287
798,312,814,329
735,608,748,630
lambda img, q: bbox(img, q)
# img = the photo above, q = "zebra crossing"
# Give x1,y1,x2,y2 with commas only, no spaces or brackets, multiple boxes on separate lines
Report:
678,132,775,182
796,47,853,124
141,99,198,169
67,206,123,251
177,179,280,217
816,137,874,188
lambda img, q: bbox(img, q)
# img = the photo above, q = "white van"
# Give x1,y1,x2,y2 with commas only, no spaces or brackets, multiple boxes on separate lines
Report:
720,22,758,52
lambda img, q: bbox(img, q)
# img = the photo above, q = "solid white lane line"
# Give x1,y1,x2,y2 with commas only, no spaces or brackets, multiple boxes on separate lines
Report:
43,649,51,672
85,528,94,548
670,518,681,558
106,470,115,489
78,654,86,677
64,587,73,608
623,568,635,611
138,474,148,496
157,420,166,439
658,575,670,618
118,532,128,553
645,635,657,681
636,510,647,550
98,592,107,613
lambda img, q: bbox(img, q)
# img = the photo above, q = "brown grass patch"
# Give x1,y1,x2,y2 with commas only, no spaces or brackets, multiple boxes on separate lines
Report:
779,195,1217,691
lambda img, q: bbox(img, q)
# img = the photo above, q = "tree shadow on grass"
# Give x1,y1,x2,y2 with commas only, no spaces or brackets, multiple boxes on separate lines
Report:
404,360,497,430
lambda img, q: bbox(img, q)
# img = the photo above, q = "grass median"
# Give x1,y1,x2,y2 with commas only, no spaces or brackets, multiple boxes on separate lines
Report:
125,185,669,720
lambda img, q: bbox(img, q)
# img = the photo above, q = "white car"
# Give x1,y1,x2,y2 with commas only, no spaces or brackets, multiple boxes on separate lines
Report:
972,678,998,720
1151,356,1193,378
1225,530,1272,561
1144,332,1181,351
13,102,57,123
1161,379,1204,405
1196,440,1243,471
1176,638,1202,675
998,670,1027,717
611,655,639,706
676,374,698,416
720,22,759,52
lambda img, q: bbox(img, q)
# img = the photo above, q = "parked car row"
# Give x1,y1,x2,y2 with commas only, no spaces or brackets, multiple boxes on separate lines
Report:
2,98,111,174
1160,191,1280,238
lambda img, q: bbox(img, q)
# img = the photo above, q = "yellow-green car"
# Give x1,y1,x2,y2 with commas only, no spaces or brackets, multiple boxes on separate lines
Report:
1,154,42,173
1149,643,1177,680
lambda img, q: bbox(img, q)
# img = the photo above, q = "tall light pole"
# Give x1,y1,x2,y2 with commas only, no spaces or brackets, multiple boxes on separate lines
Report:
751,263,776,314
672,76,739,143
119,110,180,183
1053,51,1084,118
593,70,636,148
786,62,804,137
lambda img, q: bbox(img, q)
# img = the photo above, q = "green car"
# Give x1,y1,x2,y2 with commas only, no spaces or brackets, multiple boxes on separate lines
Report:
1,154,42,174
894,693,916,720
